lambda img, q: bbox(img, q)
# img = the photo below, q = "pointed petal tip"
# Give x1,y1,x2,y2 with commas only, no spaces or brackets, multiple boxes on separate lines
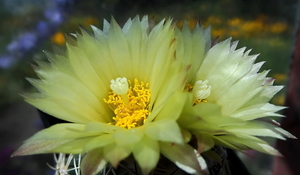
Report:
276,151,284,157
10,146,32,157
160,142,203,175
11,151,19,157
10,147,36,157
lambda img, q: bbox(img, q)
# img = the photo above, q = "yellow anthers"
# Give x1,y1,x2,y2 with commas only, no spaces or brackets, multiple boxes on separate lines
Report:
193,99,208,106
104,78,151,129
184,84,194,92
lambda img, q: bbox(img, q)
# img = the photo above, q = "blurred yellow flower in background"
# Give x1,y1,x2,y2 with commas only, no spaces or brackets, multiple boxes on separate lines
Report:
273,73,287,82
272,95,286,105
206,16,221,25
269,22,288,34
211,28,225,38
51,32,65,45
228,17,242,27
82,16,99,27
241,19,265,36
204,15,289,39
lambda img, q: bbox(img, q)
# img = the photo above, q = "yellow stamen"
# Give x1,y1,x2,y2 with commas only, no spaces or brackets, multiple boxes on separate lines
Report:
184,84,194,92
193,99,208,106
104,78,151,129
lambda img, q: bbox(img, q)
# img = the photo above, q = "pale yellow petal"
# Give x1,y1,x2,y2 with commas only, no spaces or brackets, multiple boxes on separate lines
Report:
77,29,117,83
51,137,93,154
132,136,160,175
12,124,95,156
83,134,114,152
124,16,146,79
81,149,107,175
84,122,121,133
108,18,133,77
67,44,108,98
213,134,281,156
160,142,203,174
113,128,144,146
175,22,210,81
103,143,131,167
194,133,215,153
149,92,187,122
144,119,183,144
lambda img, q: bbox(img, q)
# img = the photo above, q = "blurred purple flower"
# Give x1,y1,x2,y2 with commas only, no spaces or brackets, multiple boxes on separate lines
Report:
0,55,15,68
0,0,77,69
6,41,19,54
44,8,66,25
36,21,54,38
7,33,38,54
55,0,76,9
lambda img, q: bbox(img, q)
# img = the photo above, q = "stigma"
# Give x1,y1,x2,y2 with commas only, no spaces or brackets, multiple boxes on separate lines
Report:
185,79,211,105
110,77,129,95
192,80,211,100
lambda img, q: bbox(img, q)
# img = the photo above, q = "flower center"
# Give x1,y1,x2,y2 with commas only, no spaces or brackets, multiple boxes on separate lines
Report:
184,80,211,105
104,77,151,129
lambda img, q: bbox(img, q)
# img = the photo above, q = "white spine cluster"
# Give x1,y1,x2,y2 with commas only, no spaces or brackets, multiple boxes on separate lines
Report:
48,153,81,175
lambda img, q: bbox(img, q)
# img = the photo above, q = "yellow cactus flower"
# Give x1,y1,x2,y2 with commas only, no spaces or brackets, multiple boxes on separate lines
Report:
13,16,295,175
176,22,295,156
13,16,198,175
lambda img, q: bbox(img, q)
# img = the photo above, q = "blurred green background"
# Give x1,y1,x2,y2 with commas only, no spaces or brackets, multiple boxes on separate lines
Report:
0,0,298,174
0,0,296,106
